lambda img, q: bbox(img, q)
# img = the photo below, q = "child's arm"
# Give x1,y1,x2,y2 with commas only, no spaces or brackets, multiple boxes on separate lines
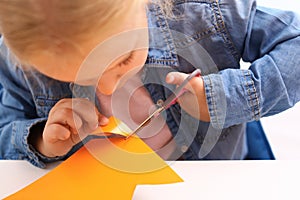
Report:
0,51,50,168
166,1,300,130
216,1,300,128
0,37,108,167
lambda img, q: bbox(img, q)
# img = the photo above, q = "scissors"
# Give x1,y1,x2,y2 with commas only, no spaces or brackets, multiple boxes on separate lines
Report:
93,132,127,139
125,69,201,140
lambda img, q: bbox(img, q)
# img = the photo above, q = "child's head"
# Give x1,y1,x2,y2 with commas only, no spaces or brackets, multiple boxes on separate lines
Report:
0,0,131,61
0,0,161,94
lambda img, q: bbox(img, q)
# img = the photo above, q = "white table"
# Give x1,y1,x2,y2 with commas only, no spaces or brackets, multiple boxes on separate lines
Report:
1,160,300,200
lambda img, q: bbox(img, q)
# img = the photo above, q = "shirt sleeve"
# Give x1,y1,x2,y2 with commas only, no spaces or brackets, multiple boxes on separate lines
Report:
0,37,68,168
203,0,300,129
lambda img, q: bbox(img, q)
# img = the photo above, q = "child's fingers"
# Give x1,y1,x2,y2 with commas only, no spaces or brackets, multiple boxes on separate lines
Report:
44,123,72,143
98,112,109,126
166,72,187,85
176,91,201,117
50,98,105,133
166,72,210,122
72,99,109,131
47,107,83,133
58,98,99,131
43,123,83,157
166,71,200,93
42,124,74,157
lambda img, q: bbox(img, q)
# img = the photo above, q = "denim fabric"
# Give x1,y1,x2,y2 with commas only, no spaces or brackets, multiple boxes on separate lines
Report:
0,0,300,167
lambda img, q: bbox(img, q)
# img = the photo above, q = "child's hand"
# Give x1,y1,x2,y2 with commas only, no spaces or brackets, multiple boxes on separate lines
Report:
166,71,210,122
34,98,109,158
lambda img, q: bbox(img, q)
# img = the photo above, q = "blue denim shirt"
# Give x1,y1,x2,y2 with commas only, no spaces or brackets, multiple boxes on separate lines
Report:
1,0,300,168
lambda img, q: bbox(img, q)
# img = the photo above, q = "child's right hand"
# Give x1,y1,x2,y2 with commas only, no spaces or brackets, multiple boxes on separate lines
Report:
32,98,109,158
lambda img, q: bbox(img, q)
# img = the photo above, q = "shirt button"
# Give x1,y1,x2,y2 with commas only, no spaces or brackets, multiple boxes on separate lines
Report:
181,145,189,153
156,99,164,107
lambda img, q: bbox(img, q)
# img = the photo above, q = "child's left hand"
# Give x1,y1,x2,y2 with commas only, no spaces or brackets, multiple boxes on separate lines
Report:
166,71,210,122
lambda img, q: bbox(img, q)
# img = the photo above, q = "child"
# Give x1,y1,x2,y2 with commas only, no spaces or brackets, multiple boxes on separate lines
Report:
0,0,299,168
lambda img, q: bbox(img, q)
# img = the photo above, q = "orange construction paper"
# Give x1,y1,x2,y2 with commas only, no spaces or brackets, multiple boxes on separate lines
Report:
5,117,183,200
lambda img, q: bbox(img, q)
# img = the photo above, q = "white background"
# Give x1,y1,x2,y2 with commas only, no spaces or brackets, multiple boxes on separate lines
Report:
246,1,300,159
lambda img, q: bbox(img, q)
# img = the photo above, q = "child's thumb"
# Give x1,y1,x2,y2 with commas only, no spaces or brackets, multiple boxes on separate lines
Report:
166,72,189,85
98,113,109,126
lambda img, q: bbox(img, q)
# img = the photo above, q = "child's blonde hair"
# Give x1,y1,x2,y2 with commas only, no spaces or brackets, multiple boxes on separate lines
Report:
0,0,174,62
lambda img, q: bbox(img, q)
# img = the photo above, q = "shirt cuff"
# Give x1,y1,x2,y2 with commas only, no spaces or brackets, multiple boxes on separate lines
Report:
12,118,66,168
202,69,261,129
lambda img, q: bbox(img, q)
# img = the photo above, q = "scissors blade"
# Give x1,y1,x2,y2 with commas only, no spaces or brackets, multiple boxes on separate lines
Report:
125,106,165,139
92,132,127,139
